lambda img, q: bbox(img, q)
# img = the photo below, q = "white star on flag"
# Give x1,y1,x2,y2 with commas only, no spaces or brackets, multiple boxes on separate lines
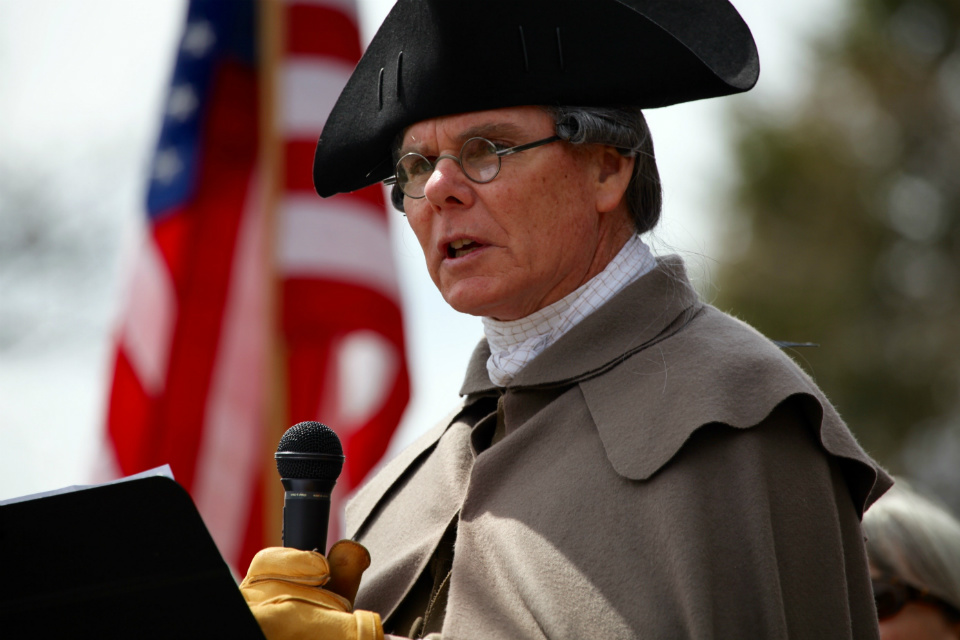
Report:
167,84,198,122
152,148,183,184
181,20,216,58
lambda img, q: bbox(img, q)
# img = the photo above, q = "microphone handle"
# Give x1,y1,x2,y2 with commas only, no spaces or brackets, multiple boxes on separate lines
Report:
281,477,334,553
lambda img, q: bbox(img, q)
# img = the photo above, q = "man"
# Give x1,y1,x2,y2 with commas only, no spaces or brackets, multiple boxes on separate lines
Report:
241,1,892,638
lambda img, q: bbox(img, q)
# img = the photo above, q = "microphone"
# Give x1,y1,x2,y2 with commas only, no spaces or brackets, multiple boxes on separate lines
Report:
275,421,344,553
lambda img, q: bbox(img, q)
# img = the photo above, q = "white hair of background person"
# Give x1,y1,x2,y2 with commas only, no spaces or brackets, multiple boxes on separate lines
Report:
863,477,960,611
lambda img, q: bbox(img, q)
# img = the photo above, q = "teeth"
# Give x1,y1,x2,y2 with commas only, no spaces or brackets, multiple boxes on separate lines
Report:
447,238,480,259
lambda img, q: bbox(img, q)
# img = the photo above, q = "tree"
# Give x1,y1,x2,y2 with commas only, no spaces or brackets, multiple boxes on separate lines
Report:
714,0,960,506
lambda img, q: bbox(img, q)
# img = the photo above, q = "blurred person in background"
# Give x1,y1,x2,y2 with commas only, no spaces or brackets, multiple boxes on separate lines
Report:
865,478,960,640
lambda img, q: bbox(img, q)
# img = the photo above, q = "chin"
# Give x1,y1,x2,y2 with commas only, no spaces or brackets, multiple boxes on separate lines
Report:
442,290,513,319
443,295,494,318
439,280,498,317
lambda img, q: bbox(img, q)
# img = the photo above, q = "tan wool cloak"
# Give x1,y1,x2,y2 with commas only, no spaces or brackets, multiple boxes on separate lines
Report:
346,257,892,639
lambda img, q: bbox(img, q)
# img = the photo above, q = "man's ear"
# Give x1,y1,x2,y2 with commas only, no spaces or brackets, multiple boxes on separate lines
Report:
594,146,635,214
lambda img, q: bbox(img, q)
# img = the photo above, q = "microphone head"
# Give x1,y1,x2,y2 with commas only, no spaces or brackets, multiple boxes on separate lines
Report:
275,421,344,481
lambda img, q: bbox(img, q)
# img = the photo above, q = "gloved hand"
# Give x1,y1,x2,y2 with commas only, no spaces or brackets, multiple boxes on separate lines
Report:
240,540,383,640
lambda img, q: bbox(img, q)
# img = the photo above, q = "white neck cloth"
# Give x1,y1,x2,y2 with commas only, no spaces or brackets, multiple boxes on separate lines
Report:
482,235,656,387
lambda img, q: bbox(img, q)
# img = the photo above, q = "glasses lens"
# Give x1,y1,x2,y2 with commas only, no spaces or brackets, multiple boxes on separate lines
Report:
872,580,907,620
396,153,433,198
461,138,500,183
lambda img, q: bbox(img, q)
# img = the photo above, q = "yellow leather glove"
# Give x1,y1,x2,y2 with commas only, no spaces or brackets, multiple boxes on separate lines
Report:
240,540,383,640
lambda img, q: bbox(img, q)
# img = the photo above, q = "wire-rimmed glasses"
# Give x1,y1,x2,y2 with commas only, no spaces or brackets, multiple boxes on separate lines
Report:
384,135,561,199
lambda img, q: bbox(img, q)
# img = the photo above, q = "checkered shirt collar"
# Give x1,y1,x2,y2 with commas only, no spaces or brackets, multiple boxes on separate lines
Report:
482,235,657,387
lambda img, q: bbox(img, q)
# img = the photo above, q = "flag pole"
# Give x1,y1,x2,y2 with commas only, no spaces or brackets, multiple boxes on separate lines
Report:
258,0,287,550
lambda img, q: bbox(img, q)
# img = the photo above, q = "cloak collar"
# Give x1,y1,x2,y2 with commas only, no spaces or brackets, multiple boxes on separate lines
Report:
459,255,889,514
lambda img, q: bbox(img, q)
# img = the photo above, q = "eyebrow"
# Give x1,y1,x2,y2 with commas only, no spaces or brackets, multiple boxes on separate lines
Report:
456,122,526,143
397,121,528,157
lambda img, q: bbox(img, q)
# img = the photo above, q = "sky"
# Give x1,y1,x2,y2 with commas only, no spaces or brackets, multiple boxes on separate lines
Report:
0,0,847,502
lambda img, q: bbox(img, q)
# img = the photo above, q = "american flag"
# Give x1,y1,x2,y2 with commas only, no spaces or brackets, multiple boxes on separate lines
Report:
103,0,409,574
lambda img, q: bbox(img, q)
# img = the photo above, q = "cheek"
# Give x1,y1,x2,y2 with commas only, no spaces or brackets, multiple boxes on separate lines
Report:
404,208,441,276
407,214,430,253
519,174,596,243
403,197,432,241
495,169,580,227
494,201,587,276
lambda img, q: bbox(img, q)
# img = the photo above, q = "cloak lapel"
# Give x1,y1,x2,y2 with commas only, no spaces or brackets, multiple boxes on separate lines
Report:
346,401,465,540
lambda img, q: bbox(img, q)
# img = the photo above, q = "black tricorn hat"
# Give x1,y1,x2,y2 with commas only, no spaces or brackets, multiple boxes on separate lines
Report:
313,0,759,197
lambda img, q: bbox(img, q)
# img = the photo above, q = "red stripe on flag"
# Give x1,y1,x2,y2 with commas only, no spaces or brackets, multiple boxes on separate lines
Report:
285,139,389,215
286,3,362,64
151,209,192,287
106,349,155,473
282,279,405,342
284,139,321,192
286,338,333,423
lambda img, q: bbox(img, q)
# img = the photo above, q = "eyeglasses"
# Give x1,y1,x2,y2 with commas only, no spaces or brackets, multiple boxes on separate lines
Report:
384,135,561,199
872,577,960,622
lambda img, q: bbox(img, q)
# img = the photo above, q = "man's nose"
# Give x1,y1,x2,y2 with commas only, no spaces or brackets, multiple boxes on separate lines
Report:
423,155,471,207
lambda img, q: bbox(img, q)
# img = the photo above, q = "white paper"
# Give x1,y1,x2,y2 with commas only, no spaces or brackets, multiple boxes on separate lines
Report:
0,465,175,507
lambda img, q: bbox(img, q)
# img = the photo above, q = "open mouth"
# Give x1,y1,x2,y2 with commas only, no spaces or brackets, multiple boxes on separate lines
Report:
447,238,483,259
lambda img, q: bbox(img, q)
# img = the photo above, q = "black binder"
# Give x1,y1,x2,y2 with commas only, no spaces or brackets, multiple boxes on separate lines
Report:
0,476,266,639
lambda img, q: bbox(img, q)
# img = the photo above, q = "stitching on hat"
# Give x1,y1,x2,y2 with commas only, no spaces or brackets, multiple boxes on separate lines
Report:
518,26,529,72
377,68,384,110
396,51,404,102
556,28,564,71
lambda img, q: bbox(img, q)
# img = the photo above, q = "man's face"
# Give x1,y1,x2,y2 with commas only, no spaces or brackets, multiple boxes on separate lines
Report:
400,106,630,321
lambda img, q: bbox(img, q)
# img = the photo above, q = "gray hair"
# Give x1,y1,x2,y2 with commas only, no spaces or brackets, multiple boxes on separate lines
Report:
542,105,661,234
390,105,663,234
863,478,960,613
